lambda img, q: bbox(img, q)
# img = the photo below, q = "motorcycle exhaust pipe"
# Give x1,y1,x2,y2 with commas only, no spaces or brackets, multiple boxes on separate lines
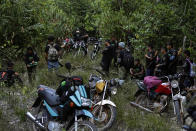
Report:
26,112,45,129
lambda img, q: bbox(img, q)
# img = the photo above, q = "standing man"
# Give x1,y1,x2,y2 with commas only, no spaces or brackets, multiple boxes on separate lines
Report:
110,36,118,66
182,50,195,87
167,43,178,75
24,47,39,83
145,45,156,76
45,35,61,71
156,47,170,76
100,40,114,75
117,42,134,79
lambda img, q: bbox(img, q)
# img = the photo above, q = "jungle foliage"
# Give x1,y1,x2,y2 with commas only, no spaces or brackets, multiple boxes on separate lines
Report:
0,0,196,58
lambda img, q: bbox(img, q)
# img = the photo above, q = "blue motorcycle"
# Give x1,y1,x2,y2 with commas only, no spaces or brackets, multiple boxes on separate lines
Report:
26,84,97,131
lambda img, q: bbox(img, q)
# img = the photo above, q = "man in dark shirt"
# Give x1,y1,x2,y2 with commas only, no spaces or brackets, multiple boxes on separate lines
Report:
182,50,194,87
117,42,134,79
3,61,22,86
130,59,145,80
145,45,156,76
156,47,170,76
24,47,39,83
100,41,114,75
45,35,61,70
110,36,118,66
167,43,178,75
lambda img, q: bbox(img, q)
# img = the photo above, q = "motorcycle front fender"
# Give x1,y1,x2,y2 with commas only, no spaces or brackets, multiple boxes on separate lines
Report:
95,100,116,107
75,109,94,118
32,96,42,108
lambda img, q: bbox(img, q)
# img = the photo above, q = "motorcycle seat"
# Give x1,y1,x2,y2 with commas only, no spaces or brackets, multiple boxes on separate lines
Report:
38,85,61,106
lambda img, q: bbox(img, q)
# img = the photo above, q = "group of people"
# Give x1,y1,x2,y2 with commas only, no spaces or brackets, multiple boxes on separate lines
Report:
23,29,89,83
2,32,194,88
100,39,195,87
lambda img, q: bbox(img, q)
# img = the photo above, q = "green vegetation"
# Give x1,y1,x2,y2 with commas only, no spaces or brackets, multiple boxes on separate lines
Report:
0,52,180,130
0,0,196,130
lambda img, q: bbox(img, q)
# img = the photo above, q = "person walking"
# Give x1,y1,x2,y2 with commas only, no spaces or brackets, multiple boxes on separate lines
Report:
24,47,39,83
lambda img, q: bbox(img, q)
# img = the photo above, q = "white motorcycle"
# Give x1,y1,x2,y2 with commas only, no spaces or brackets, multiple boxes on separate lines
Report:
89,74,124,130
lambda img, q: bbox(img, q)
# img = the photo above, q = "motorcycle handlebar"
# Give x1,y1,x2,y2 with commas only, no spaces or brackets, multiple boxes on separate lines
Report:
159,73,182,81
56,74,69,79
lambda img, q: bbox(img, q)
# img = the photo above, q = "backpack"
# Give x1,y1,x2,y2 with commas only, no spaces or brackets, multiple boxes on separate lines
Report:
48,44,58,61
122,50,134,67
187,59,196,77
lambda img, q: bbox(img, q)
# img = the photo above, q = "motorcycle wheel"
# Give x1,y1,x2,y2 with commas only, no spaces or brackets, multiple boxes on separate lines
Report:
174,100,183,125
69,121,97,131
90,105,116,131
135,93,150,108
91,51,96,60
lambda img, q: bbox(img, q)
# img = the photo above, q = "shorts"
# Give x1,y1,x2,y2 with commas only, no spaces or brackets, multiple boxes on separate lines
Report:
48,61,59,70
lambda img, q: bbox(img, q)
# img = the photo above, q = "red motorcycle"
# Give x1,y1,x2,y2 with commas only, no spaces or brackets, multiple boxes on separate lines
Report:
130,74,187,125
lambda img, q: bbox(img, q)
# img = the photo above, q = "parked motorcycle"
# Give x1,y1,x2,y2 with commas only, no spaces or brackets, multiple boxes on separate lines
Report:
73,41,88,57
130,73,187,125
90,38,102,60
88,74,124,130
26,84,97,131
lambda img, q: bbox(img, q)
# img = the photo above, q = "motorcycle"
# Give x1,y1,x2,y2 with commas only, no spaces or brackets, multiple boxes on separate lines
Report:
88,74,124,130
130,73,187,125
90,38,102,60
73,41,88,57
26,83,97,131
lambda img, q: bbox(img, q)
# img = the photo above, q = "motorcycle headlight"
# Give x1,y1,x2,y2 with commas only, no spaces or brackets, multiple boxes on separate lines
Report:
111,87,117,95
81,97,92,107
171,80,179,88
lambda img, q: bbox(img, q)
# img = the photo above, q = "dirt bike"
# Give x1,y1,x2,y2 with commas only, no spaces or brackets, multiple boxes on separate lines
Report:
88,74,124,131
130,73,187,125
27,84,97,131
90,39,102,60
73,41,88,57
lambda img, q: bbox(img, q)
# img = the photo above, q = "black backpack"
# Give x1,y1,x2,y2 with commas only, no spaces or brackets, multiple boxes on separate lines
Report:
122,50,134,68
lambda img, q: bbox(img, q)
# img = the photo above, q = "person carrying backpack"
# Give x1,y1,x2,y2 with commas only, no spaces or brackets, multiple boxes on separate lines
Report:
24,47,39,83
182,50,195,87
117,42,134,79
45,35,61,71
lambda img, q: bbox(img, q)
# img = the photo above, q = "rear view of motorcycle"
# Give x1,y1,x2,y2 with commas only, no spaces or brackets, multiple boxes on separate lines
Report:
27,81,97,131
88,74,124,130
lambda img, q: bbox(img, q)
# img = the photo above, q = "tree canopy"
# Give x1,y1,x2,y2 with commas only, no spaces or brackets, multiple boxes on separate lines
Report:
0,0,196,58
